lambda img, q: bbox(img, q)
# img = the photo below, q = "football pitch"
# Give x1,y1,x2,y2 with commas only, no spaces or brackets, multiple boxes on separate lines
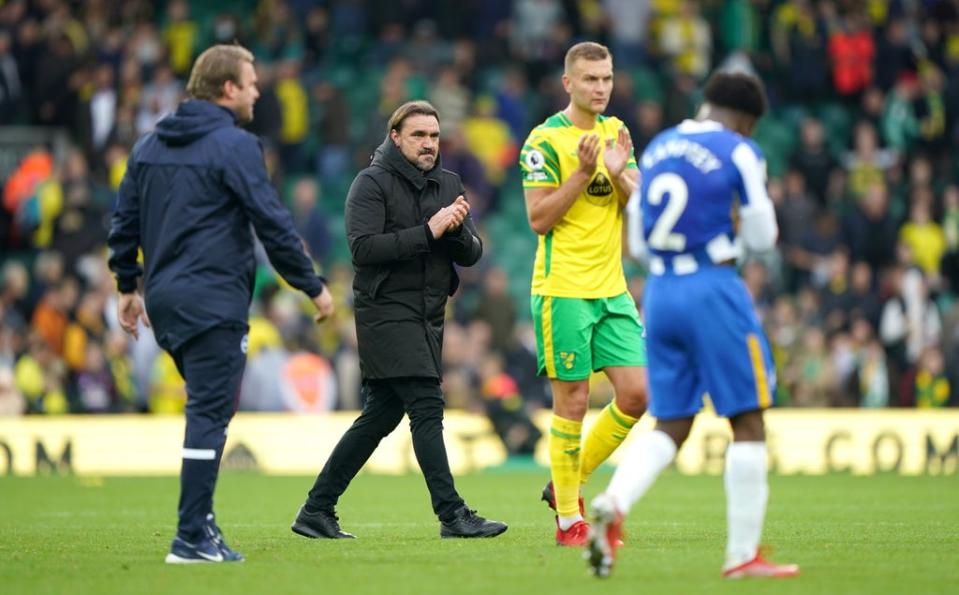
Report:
2,471,957,595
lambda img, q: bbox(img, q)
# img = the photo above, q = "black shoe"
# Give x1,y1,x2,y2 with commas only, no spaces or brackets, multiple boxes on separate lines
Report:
440,507,508,539
541,480,585,516
291,506,356,539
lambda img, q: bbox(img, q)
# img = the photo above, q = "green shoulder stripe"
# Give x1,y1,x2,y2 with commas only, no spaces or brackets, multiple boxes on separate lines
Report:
542,112,571,129
536,141,561,170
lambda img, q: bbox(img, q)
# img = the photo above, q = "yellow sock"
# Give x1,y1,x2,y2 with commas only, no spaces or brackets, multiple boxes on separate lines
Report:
580,401,638,485
549,415,583,518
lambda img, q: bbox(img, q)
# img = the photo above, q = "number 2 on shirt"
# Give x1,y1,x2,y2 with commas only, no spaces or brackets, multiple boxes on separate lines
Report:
647,173,688,251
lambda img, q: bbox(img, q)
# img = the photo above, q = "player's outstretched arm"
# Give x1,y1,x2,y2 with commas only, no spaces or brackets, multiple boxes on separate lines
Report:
524,134,599,235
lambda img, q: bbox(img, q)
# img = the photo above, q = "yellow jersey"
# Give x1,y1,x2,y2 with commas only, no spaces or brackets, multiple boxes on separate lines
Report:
520,112,636,298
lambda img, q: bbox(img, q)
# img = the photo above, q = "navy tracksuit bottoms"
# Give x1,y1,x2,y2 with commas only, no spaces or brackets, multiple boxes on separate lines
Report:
170,323,248,542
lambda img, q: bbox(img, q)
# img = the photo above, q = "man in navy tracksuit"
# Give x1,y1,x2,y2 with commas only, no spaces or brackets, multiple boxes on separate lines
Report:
107,45,334,564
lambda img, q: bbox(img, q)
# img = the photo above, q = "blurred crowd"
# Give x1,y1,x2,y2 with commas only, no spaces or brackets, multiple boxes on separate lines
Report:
1,0,958,434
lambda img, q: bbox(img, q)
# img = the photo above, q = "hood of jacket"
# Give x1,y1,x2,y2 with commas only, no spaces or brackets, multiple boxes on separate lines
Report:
371,135,443,190
155,100,238,146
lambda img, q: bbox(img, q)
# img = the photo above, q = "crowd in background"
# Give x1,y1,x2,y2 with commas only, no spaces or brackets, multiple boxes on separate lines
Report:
1,0,958,437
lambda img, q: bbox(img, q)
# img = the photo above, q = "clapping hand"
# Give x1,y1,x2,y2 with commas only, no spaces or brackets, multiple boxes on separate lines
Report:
576,133,600,177
428,195,470,239
604,127,633,180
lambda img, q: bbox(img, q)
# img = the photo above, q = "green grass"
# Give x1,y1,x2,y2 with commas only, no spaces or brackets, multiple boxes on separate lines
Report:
1,471,957,595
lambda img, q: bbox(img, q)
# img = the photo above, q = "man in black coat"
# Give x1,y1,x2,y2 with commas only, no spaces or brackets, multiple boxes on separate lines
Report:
292,101,507,539
108,45,334,564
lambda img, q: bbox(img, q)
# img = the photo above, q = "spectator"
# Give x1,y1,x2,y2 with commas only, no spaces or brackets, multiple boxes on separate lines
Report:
881,71,921,152
841,182,898,273
275,59,310,172
790,118,837,206
880,264,941,370
0,30,22,125
494,68,529,143
31,278,77,356
312,81,351,186
844,121,897,199
85,63,118,154
302,6,330,72
776,170,817,250
850,316,889,407
819,249,852,334
771,0,830,104
441,129,493,218
602,0,650,67
479,352,541,456
0,261,29,331
898,189,946,279
787,327,836,407
914,63,948,161
430,66,470,134
914,346,950,408
874,17,916,92
471,266,516,354
73,342,117,413
940,185,959,291
33,33,80,128
827,9,875,100
136,64,183,135
461,96,513,188
633,100,664,154
0,366,26,415
289,177,332,265
847,261,883,330
162,0,199,78
14,332,68,414
658,0,712,80
62,291,107,372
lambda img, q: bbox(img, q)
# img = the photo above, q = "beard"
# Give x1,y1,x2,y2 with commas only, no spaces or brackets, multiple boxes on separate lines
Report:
416,152,436,170
237,102,254,124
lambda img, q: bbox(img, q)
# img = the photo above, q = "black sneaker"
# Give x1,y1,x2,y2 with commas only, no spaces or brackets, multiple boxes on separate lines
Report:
291,506,356,539
440,507,508,539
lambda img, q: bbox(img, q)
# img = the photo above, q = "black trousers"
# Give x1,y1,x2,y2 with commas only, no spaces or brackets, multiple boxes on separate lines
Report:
306,376,465,521
170,323,247,542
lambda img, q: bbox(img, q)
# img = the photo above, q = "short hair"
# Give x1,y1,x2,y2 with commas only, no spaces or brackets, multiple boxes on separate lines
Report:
186,44,255,101
564,41,611,73
702,72,768,119
387,100,440,133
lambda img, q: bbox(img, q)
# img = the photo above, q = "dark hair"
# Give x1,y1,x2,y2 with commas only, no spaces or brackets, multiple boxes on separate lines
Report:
564,41,611,73
387,100,440,133
702,72,767,119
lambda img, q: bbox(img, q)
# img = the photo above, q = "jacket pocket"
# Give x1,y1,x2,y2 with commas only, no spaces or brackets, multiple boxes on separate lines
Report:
354,266,391,299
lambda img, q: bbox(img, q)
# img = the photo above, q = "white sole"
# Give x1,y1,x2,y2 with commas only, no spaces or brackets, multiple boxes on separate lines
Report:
164,553,222,564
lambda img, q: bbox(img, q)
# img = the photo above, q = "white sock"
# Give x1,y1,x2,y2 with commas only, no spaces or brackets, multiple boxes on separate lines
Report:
724,441,768,568
557,514,583,531
606,430,677,515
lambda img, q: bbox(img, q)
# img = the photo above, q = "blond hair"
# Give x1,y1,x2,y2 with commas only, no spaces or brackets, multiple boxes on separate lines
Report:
564,41,611,73
186,44,255,101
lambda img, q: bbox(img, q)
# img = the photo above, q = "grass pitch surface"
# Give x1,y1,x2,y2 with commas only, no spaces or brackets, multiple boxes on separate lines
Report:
2,471,956,595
